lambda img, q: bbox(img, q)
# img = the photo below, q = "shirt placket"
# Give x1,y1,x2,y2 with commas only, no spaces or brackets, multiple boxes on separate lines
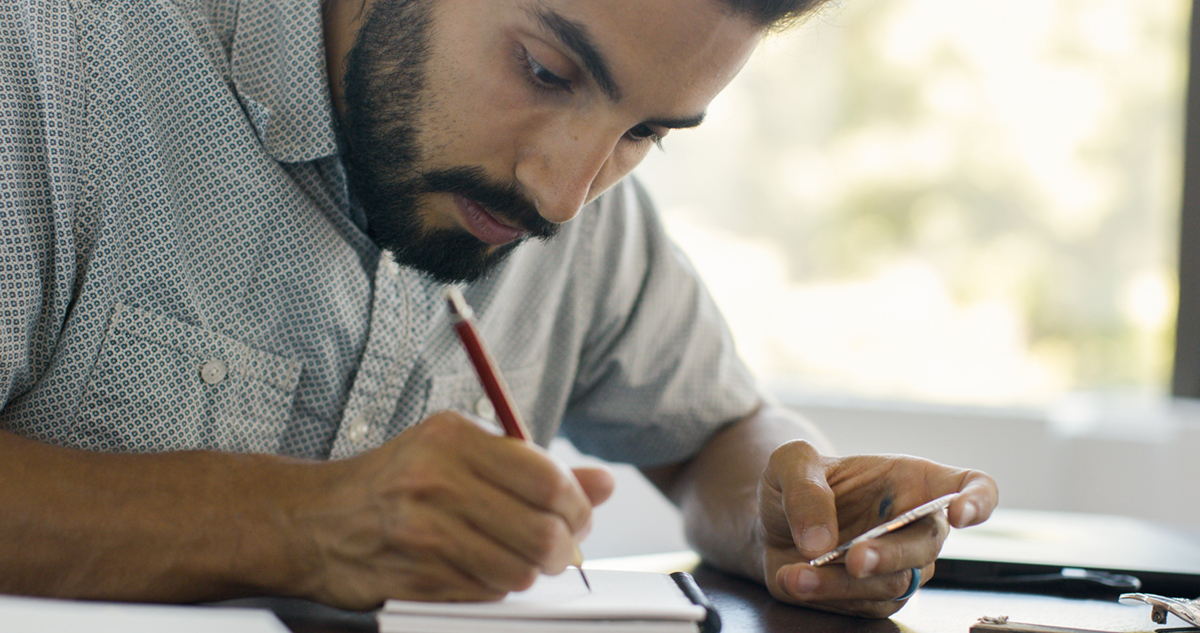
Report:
329,254,426,459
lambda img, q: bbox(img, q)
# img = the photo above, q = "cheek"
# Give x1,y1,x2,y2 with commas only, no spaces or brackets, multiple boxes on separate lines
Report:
414,86,519,168
418,63,549,170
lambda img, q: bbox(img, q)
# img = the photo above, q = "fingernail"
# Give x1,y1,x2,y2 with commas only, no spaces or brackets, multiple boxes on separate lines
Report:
796,568,820,594
958,501,978,527
860,547,879,576
800,526,833,553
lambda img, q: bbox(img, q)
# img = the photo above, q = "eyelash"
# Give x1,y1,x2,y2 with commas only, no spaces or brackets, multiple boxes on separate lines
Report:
626,124,665,150
518,47,666,151
521,49,573,93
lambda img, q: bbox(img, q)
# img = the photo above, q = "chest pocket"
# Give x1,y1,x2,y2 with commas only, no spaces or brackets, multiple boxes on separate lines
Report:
425,362,546,443
76,303,302,453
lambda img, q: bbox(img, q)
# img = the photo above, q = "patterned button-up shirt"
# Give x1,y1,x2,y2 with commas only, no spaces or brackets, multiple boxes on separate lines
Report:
0,0,760,465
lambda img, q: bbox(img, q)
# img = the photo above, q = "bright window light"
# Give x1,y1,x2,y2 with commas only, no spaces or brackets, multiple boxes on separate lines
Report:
635,0,1189,406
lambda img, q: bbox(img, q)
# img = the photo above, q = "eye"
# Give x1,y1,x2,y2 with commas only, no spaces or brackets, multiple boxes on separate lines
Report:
523,49,573,93
625,124,666,150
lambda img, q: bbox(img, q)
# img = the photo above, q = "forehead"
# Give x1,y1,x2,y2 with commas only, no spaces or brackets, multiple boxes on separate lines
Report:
521,0,763,112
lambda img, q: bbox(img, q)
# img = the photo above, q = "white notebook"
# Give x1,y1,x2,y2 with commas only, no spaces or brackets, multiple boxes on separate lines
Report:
377,569,719,633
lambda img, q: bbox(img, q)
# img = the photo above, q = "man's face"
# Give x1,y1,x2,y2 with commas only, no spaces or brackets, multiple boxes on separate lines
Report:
323,0,762,283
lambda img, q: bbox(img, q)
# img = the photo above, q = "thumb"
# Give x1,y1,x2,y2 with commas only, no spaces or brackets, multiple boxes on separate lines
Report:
763,441,838,558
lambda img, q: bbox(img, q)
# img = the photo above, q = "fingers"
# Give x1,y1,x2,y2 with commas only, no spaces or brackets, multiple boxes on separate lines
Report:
946,469,998,529
761,440,839,558
467,432,595,540
841,510,948,578
759,447,997,618
313,412,601,605
572,466,616,507
425,415,597,571
776,560,934,603
772,510,944,603
774,562,934,618
444,464,586,576
383,493,546,593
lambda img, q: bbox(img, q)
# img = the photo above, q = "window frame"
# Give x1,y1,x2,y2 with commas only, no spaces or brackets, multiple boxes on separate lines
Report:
1173,1,1200,397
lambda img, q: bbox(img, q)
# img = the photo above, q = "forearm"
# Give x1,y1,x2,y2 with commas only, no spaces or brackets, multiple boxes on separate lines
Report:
0,430,328,603
642,404,832,583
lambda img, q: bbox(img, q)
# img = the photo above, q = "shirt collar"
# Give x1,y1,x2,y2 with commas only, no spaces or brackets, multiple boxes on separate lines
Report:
228,0,340,163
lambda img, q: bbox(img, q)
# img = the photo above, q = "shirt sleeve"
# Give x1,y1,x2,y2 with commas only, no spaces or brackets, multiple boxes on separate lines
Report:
559,177,761,467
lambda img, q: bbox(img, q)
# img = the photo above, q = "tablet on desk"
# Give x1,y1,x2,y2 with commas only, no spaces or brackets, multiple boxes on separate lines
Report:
932,508,1200,597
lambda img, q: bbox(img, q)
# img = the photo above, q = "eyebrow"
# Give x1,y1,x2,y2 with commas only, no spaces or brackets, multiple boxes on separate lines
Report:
532,8,622,101
529,7,708,130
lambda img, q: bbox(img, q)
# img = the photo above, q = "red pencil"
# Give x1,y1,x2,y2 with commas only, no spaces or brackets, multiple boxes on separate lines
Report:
443,287,590,588
444,287,531,441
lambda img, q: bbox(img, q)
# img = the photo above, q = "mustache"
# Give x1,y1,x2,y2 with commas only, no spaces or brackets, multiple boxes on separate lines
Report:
421,167,559,240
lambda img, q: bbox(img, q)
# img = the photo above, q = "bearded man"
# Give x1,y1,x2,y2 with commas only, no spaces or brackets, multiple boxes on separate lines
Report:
0,0,997,618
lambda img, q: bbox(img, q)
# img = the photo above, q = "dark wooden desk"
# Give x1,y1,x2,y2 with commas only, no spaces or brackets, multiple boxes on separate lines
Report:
688,564,1158,633
228,562,1162,633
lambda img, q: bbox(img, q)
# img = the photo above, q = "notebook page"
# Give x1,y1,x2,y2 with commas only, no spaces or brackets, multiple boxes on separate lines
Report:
381,569,707,621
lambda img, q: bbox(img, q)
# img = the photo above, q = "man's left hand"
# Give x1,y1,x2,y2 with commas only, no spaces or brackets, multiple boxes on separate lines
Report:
758,440,998,618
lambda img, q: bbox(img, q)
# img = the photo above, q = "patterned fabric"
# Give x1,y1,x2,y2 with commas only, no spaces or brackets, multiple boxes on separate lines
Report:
0,0,760,466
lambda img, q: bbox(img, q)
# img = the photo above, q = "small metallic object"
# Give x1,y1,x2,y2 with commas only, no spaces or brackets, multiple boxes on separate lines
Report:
810,493,959,566
1119,592,1200,627
971,616,1113,633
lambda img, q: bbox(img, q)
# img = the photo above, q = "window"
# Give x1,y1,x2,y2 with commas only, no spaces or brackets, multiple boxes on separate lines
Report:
636,0,1190,406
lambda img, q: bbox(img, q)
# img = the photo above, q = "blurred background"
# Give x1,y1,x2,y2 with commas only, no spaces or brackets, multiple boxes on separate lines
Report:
563,0,1200,559
637,0,1187,406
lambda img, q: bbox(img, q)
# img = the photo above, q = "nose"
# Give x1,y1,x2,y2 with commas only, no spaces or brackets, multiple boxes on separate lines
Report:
516,123,619,224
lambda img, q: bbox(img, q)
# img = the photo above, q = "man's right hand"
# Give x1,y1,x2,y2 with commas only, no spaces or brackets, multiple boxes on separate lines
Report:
0,413,612,610
292,411,614,609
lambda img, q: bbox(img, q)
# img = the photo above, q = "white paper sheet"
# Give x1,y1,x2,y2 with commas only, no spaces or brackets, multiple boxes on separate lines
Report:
0,594,291,633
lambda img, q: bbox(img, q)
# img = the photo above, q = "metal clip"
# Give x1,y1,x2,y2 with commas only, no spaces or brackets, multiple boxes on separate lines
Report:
1119,593,1200,627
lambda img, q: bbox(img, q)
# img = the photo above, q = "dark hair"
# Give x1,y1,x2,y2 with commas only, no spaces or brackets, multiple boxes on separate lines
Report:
716,0,835,30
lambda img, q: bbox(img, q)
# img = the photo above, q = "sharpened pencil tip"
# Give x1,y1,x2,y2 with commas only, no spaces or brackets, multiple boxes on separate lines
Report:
572,545,590,591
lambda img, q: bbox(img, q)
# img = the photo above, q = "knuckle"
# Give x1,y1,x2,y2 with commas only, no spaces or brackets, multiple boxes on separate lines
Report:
768,439,819,467
397,469,459,504
421,411,475,442
884,569,912,597
528,469,586,522
526,517,565,560
539,469,577,504
932,512,951,540
392,515,449,554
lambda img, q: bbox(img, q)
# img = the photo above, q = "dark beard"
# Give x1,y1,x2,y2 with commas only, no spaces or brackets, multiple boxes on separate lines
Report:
337,0,558,284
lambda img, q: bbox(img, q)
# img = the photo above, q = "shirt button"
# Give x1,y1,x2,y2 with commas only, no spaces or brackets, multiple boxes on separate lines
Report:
347,414,369,442
474,396,496,421
199,359,228,385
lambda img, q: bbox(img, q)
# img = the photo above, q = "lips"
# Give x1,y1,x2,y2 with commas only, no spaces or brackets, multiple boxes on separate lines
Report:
452,194,528,246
